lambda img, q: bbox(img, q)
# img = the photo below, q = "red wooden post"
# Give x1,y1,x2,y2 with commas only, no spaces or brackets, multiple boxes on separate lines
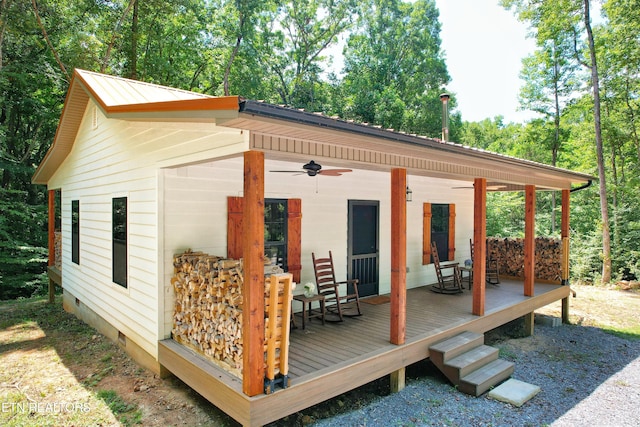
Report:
390,168,407,345
48,190,55,267
48,190,56,303
561,190,570,240
473,178,486,316
524,185,536,297
242,151,265,396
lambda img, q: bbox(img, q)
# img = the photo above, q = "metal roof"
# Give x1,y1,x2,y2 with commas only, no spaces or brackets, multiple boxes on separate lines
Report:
33,69,595,190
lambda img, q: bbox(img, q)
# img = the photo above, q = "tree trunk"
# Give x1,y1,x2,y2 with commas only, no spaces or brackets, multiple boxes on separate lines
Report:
551,52,561,234
223,12,244,97
0,0,7,70
32,0,69,79
129,0,138,79
584,0,611,283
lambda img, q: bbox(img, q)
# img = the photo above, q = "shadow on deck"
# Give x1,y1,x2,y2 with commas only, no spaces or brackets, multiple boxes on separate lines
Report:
159,280,570,426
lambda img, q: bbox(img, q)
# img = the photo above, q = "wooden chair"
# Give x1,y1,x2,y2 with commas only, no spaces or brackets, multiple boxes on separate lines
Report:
470,239,500,286
430,241,463,294
312,251,362,321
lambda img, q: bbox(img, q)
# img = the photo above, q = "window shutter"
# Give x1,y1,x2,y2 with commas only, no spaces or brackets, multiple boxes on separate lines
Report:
287,199,302,283
422,203,432,265
227,196,243,259
448,204,456,261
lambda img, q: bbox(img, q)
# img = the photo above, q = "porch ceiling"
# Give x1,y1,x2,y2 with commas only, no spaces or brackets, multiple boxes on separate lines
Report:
220,100,595,192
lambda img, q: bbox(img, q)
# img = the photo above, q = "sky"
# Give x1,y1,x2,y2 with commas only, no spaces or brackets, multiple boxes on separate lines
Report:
434,0,538,124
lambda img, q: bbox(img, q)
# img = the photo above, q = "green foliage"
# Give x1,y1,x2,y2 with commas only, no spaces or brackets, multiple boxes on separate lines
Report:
570,228,602,282
0,188,48,300
340,0,452,138
3,0,640,295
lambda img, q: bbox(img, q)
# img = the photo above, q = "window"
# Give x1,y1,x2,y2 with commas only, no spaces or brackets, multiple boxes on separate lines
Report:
112,197,127,287
264,199,288,270
71,200,80,265
226,196,302,282
423,203,456,264
431,204,450,262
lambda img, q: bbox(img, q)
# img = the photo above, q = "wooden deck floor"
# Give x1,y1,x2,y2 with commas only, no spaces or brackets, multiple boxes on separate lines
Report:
159,280,570,427
288,280,566,380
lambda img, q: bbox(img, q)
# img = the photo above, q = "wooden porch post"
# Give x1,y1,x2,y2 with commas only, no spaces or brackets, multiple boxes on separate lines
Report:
524,185,536,297
48,189,56,303
561,189,570,323
242,151,265,396
472,178,486,316
390,168,407,393
390,168,407,346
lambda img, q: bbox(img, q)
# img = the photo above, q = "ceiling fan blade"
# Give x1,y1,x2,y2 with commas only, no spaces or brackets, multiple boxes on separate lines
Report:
318,169,352,176
270,170,305,173
452,184,507,190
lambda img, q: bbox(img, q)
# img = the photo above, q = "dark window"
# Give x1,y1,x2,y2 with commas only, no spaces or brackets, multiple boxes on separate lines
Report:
112,197,127,287
72,200,80,265
264,199,288,270
431,204,450,262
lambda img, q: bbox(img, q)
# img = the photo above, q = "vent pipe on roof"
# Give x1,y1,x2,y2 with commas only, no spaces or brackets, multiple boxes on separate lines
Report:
440,93,450,142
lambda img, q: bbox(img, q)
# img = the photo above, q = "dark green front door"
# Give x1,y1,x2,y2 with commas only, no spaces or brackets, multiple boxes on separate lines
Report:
348,200,379,297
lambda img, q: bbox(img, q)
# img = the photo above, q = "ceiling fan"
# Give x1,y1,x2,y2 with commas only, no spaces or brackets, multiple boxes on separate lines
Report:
270,160,352,177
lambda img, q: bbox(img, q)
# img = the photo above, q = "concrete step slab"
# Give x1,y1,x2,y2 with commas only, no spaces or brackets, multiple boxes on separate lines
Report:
488,378,541,407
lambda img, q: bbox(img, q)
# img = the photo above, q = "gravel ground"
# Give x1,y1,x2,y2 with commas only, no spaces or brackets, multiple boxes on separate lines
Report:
311,323,640,427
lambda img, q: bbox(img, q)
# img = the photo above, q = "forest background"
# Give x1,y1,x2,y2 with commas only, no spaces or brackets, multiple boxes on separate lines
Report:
1,0,637,300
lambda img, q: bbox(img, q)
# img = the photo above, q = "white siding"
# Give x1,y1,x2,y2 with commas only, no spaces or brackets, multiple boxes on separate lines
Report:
49,102,247,359
160,157,474,337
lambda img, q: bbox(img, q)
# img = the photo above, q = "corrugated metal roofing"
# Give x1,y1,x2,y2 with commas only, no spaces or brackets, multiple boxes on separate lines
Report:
32,69,595,189
76,69,212,106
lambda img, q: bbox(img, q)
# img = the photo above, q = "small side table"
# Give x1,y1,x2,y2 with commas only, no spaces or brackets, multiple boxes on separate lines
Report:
459,266,473,290
293,294,325,329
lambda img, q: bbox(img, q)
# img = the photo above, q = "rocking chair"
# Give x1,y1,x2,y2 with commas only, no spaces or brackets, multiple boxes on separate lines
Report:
430,241,463,294
312,251,362,321
470,239,500,286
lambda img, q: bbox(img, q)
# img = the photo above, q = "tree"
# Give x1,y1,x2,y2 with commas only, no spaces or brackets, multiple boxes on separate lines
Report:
1,0,65,298
502,0,612,283
340,0,452,138
519,40,581,233
251,0,357,109
582,0,611,283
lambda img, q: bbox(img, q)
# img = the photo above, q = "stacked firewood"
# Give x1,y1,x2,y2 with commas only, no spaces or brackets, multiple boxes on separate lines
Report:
487,237,562,283
171,250,294,383
171,250,244,377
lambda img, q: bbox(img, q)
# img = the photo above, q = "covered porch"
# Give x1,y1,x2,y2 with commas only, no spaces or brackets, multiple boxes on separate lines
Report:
159,279,569,426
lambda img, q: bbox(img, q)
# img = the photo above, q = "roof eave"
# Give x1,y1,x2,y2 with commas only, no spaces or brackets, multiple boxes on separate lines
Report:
237,100,596,186
32,73,89,185
32,70,242,185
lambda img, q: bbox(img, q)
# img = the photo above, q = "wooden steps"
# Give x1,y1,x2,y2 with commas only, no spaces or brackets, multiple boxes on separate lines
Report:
429,331,514,397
